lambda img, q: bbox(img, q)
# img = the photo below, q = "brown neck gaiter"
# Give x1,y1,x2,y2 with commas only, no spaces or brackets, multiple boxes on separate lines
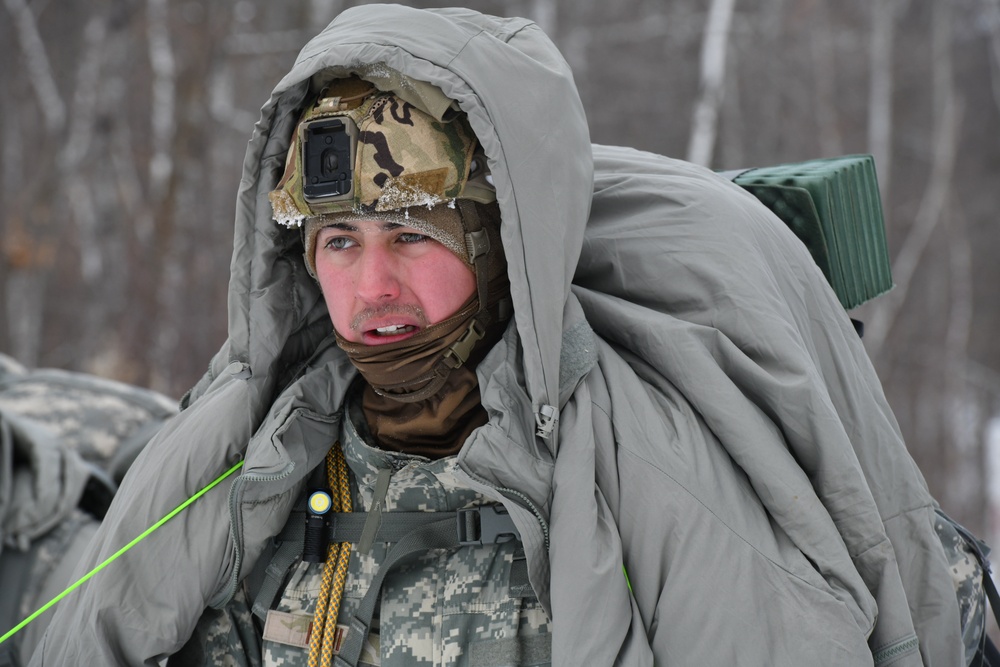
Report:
335,284,508,457
357,362,486,457
335,297,479,402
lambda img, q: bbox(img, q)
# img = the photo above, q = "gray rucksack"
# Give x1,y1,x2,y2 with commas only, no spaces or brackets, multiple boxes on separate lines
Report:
0,354,176,666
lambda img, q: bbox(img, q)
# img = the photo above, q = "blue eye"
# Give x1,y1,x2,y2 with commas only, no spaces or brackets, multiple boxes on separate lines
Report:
325,236,356,250
398,232,427,244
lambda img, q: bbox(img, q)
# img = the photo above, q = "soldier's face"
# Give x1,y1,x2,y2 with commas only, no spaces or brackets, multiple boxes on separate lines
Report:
314,218,476,345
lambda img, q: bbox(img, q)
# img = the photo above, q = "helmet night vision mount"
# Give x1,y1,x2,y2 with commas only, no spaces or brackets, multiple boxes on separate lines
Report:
301,115,358,204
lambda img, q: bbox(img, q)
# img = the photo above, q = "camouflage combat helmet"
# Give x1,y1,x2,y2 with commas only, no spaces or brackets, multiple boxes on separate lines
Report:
269,76,495,225
269,76,504,290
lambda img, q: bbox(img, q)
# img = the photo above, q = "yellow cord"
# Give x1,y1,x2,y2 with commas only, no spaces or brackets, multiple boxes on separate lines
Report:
308,443,353,667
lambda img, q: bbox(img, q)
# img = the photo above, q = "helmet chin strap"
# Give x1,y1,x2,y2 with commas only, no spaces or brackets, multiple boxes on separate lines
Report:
390,200,494,402
437,198,500,373
458,199,491,313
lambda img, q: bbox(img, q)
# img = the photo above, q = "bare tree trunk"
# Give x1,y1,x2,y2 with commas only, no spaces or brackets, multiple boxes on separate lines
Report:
986,0,1000,115
943,207,978,516
531,0,558,37
2,0,65,366
4,270,48,366
868,0,898,203
687,0,737,167
720,49,745,169
3,0,66,133
147,0,176,211
64,16,108,283
144,0,180,390
209,60,258,133
112,122,155,247
865,3,959,359
811,0,842,158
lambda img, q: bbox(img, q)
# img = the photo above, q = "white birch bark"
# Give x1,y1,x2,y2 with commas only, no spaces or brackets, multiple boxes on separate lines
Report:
3,0,65,133
686,0,737,167
147,0,176,206
64,16,108,282
868,0,898,204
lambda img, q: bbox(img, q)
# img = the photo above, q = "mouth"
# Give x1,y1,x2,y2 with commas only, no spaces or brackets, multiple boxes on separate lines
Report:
373,324,417,336
352,304,426,345
361,322,419,345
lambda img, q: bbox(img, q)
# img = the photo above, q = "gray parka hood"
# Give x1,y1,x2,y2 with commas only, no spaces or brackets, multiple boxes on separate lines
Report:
225,5,591,442
30,6,972,667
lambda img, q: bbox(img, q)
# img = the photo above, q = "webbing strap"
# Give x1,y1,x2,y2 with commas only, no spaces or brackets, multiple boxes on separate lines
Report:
938,509,1000,667
334,518,458,667
250,511,456,620
251,523,306,621
251,505,528,646
508,554,532,599
332,511,453,543
324,505,520,546
357,469,392,555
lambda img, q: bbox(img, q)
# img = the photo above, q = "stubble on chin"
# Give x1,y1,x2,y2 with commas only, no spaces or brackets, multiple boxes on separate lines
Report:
349,303,427,333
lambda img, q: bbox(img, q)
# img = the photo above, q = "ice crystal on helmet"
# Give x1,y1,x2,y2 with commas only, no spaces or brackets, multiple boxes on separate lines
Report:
375,178,445,212
269,190,307,228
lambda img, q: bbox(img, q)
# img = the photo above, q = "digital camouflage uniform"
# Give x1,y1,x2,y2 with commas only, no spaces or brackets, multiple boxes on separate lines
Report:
184,391,551,667
934,512,989,666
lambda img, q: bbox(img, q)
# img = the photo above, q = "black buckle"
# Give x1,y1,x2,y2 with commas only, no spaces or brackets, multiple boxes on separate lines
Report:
456,505,521,546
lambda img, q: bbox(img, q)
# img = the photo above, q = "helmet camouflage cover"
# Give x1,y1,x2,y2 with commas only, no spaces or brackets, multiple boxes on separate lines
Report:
269,77,496,228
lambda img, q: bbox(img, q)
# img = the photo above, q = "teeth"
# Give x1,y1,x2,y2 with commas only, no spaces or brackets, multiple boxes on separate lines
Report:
375,325,408,334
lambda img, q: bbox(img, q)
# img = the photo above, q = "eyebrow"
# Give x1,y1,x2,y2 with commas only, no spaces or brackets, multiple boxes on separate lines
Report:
322,220,404,233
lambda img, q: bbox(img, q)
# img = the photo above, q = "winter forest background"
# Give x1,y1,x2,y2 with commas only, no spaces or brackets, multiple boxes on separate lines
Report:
2,0,1000,542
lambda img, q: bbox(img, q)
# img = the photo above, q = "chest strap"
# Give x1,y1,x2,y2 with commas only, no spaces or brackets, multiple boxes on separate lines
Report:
248,504,530,634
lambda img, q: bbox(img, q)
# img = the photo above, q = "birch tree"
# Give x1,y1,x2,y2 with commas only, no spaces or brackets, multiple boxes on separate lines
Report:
687,0,737,166
2,0,64,367
811,0,843,159
868,0,898,203
986,0,1000,115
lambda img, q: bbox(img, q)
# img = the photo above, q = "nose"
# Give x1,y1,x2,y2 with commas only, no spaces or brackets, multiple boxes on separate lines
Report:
354,243,400,303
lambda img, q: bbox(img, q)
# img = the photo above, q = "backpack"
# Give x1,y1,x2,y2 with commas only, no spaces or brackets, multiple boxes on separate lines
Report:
0,354,176,666
725,156,999,666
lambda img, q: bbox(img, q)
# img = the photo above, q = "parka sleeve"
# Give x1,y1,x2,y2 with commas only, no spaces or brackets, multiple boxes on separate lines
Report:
29,379,252,666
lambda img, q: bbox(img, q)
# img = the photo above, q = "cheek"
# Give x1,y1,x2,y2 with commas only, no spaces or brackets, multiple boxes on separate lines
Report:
415,257,477,323
316,267,354,337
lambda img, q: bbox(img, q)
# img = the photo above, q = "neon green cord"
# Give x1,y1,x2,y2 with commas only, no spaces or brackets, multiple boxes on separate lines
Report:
0,459,244,646
623,564,633,593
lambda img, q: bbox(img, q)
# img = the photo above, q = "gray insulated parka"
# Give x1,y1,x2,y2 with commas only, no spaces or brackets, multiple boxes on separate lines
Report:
31,5,966,666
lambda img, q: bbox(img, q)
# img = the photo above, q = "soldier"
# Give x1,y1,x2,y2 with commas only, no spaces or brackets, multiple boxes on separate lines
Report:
27,5,989,666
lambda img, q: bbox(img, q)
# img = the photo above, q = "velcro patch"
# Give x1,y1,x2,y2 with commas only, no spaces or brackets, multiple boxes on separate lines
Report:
263,610,313,648
263,613,374,662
